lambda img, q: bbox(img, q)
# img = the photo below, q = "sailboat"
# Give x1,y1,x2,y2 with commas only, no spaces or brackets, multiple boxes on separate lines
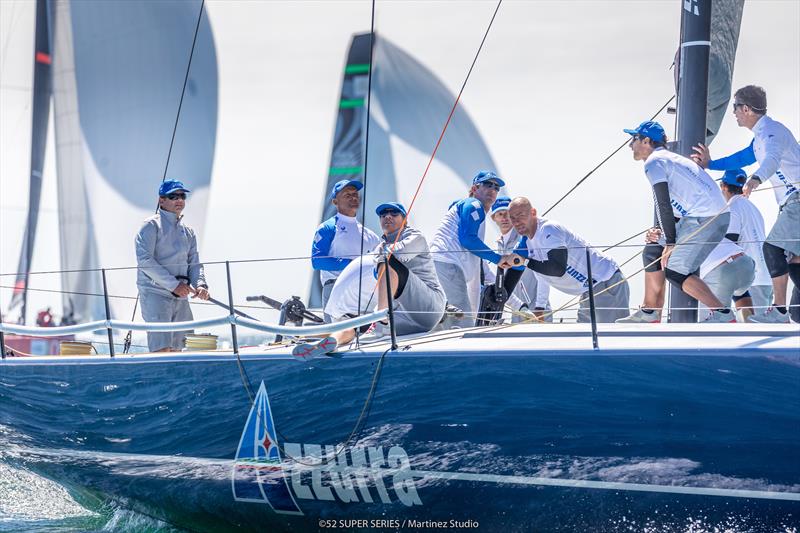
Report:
1,1,799,531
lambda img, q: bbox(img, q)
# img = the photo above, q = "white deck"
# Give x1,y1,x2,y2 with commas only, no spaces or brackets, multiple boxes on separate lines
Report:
2,323,798,365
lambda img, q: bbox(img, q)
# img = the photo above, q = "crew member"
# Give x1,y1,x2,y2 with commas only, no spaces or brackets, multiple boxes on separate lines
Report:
429,171,506,327
498,197,630,323
135,180,210,352
692,85,800,323
311,179,380,315
622,120,733,323
295,202,445,357
488,196,551,322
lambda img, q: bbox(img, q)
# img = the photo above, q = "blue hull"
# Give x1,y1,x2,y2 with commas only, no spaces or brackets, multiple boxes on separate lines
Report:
2,351,799,531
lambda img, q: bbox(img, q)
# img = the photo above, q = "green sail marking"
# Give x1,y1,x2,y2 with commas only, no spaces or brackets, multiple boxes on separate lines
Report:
345,63,370,75
329,166,364,175
339,98,364,109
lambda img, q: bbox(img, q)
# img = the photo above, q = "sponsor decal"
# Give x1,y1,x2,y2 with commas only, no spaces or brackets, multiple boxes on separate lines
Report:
232,382,421,514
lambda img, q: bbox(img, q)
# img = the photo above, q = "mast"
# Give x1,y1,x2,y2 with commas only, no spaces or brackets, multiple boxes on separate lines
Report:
671,0,711,323
7,0,53,324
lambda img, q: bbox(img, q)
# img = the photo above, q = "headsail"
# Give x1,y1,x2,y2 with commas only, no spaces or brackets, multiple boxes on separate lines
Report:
310,32,498,306
48,0,218,322
7,0,52,323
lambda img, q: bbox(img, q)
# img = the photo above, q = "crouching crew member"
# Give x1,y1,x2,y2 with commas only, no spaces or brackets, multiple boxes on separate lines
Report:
623,120,734,322
311,179,381,316
135,180,210,352
294,202,445,357
498,197,630,323
429,171,506,327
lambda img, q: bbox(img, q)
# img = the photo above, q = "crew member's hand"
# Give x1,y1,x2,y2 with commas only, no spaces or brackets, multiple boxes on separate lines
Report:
499,253,525,269
743,176,761,197
193,286,210,300
173,283,194,298
690,143,711,168
660,244,674,270
645,227,662,244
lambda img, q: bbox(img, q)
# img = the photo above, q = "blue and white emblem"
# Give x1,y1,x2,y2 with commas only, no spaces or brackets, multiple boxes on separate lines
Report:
231,381,303,515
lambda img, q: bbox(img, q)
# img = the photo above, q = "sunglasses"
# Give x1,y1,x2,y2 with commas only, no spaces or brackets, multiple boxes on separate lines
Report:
379,210,402,218
480,181,501,191
732,102,746,111
164,193,187,200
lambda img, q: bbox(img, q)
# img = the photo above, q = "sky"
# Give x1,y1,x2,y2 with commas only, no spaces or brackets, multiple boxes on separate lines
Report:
1,0,798,333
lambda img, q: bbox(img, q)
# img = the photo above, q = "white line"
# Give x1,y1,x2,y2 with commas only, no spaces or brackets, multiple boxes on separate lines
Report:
413,470,800,501
681,40,711,47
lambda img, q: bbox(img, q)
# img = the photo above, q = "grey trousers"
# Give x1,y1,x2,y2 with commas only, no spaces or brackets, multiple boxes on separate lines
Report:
434,261,474,328
704,254,756,306
321,279,335,323
577,270,630,323
140,290,193,352
766,194,800,255
668,213,730,275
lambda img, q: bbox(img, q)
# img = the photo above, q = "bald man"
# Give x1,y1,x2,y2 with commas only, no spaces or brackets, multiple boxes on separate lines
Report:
498,197,629,323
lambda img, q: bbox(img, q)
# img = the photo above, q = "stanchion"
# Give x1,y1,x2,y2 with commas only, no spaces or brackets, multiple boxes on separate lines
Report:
225,261,239,355
0,308,6,359
383,260,398,351
101,269,115,357
585,248,599,350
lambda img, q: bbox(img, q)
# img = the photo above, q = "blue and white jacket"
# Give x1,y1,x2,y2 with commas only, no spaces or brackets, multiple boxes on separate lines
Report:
311,213,380,285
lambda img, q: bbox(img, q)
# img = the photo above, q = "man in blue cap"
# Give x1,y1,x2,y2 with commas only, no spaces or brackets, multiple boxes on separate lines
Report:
715,168,772,320
135,179,210,352
295,202,445,357
620,120,733,323
429,171,507,327
692,85,800,323
311,179,380,317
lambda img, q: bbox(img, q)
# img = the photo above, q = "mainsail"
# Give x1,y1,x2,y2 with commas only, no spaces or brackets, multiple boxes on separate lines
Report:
47,0,218,322
7,0,52,323
310,32,498,306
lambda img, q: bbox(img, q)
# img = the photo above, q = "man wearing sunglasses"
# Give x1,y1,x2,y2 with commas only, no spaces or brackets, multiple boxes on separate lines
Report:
135,179,210,352
311,179,380,318
295,202,445,357
691,85,800,323
622,120,734,323
429,170,507,327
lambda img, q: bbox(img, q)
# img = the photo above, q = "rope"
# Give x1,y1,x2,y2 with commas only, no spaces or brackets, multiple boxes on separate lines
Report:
541,95,675,216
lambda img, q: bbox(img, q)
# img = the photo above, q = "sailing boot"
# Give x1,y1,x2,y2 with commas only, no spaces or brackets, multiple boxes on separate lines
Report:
615,307,662,324
701,309,737,323
292,336,337,358
746,306,791,323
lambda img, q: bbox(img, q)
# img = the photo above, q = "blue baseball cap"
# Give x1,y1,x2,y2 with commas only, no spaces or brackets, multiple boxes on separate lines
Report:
375,202,407,218
159,179,191,196
472,170,506,188
330,179,363,201
490,196,512,216
623,120,666,143
720,168,747,187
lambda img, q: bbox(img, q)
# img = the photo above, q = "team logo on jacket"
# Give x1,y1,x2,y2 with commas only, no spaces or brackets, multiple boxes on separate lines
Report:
231,382,421,514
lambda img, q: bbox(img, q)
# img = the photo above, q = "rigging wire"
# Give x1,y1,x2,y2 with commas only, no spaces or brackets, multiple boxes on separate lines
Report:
355,0,378,347
123,0,206,354
541,95,676,217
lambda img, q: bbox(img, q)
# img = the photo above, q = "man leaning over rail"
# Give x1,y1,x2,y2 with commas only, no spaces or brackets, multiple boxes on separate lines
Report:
294,202,445,357
621,120,733,323
135,180,210,352
692,85,800,323
429,171,506,327
498,197,630,323
311,179,380,318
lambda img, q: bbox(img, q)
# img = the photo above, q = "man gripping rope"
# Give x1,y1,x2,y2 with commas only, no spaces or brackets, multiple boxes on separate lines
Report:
311,179,381,318
620,120,734,323
498,197,630,323
692,85,800,323
135,180,210,352
429,171,506,327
